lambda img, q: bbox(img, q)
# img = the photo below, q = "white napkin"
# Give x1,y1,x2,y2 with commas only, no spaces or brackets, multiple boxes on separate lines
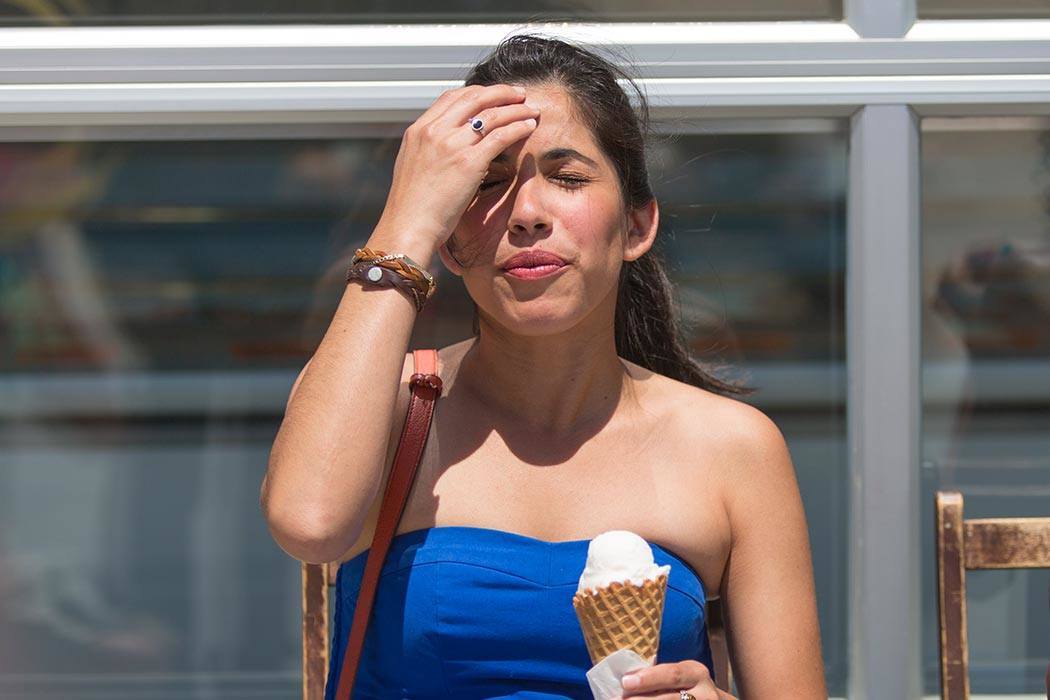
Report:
585,649,652,700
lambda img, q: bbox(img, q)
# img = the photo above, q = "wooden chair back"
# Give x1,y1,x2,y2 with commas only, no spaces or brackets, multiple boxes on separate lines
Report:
302,562,733,698
935,490,1050,700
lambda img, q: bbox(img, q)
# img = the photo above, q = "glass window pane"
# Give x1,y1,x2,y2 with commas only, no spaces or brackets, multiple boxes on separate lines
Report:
0,0,841,27
921,117,1050,695
654,124,848,695
919,0,1050,19
0,123,846,696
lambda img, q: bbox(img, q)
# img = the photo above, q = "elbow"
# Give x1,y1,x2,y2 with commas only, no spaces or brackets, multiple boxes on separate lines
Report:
261,497,358,565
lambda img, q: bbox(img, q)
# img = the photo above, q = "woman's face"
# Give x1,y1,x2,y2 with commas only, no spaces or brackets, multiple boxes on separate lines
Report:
439,83,657,336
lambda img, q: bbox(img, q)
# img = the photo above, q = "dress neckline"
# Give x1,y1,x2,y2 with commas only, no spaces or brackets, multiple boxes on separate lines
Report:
341,524,708,595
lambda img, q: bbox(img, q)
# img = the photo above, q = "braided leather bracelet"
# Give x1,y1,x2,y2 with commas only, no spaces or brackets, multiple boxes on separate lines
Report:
346,246,436,313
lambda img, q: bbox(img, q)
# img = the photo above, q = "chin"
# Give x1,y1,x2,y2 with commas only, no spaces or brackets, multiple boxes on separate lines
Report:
492,301,583,336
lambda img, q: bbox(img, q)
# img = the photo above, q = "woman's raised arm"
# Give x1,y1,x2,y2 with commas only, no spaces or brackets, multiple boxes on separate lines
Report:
260,83,540,564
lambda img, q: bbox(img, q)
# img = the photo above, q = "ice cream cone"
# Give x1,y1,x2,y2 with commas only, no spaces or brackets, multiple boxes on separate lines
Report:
572,572,668,665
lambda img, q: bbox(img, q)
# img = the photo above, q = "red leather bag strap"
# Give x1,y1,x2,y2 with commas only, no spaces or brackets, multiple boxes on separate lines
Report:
332,348,442,700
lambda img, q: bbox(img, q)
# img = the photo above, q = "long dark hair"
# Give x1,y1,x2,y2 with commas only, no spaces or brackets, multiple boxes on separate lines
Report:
457,33,754,397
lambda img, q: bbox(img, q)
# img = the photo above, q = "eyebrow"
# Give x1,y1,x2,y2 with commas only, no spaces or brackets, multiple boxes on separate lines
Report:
492,147,599,169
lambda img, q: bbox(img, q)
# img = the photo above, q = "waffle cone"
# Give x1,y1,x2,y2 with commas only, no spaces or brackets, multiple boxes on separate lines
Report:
572,573,668,665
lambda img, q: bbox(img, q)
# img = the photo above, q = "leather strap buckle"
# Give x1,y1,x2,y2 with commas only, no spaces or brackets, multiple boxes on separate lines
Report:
409,372,443,395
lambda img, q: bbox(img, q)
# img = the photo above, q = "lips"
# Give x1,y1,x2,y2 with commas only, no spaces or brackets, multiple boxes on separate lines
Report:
500,249,568,270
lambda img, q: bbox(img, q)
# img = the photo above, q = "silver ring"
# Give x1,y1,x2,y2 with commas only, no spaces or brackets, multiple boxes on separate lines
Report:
679,692,696,700
469,116,485,134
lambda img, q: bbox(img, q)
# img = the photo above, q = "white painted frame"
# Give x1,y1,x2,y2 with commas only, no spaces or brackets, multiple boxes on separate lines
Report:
2,20,1050,123
3,1,1049,697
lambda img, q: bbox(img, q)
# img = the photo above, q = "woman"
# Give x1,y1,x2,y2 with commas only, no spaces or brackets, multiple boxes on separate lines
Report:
262,33,826,699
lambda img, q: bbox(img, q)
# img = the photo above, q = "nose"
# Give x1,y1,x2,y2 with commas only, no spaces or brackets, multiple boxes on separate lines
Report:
506,175,552,237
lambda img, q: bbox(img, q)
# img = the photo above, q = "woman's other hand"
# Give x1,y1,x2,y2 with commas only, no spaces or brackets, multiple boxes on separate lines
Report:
616,660,732,700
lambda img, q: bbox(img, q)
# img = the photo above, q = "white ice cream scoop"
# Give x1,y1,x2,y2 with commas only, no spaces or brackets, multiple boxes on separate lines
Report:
576,530,671,593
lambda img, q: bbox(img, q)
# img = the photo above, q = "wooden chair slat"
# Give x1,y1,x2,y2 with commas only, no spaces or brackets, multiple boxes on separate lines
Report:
706,597,733,693
302,562,330,700
936,491,969,700
963,518,1050,570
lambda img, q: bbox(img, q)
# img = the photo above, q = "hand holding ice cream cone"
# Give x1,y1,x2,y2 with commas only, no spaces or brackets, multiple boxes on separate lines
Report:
572,531,731,700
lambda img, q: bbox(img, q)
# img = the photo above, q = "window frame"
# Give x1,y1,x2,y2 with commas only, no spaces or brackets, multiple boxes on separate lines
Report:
3,1,1049,696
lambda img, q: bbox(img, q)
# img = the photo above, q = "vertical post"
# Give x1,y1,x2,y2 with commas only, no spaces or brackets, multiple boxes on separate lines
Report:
846,102,923,700
844,1,922,698
844,0,916,37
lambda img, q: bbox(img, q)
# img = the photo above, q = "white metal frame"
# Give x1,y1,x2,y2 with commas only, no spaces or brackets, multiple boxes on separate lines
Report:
3,1,1049,697
3,21,1050,124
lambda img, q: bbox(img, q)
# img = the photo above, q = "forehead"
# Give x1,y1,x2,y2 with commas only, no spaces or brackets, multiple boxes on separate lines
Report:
490,85,604,170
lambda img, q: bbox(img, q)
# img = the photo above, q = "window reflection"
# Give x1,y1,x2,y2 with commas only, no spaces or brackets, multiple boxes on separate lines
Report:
921,116,1050,695
0,0,840,26
919,0,1050,19
0,124,847,696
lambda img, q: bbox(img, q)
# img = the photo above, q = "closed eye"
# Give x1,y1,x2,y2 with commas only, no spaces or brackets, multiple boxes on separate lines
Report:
553,175,589,188
478,174,591,192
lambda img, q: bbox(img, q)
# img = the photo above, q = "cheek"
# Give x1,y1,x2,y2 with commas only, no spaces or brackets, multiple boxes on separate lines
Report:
451,205,503,261
561,192,625,255
457,200,491,233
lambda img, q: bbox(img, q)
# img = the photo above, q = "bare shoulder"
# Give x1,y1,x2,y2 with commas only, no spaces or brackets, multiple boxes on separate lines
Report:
388,339,470,425
392,339,471,424
623,357,791,487
701,393,795,498
690,388,791,485
646,366,806,547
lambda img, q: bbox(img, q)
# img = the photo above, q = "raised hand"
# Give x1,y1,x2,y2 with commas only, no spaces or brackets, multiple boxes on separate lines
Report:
377,83,540,252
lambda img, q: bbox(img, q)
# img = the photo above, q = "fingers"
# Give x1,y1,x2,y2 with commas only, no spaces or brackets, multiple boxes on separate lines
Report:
411,83,539,167
467,114,538,165
410,85,495,135
434,83,528,129
467,102,540,137
619,661,718,699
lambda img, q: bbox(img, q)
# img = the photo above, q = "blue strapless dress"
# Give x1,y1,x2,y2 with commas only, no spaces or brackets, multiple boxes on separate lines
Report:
324,526,714,699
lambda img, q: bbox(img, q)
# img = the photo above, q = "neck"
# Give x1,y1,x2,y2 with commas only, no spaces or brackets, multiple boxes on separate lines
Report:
455,295,635,438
